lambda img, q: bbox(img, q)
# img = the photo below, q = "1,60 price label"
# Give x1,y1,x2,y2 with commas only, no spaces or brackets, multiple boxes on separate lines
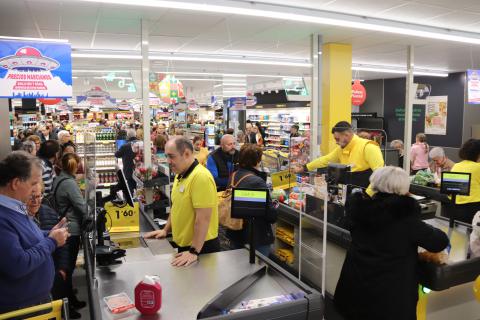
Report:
271,170,297,190
105,202,140,233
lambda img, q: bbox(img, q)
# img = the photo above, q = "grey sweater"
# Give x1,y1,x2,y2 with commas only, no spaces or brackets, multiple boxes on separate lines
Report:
52,171,87,236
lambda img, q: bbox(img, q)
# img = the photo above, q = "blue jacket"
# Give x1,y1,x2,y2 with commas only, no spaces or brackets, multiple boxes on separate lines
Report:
0,197,56,312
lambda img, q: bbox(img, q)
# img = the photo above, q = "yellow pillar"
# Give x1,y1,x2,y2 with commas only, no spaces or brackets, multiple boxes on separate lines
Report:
321,43,352,154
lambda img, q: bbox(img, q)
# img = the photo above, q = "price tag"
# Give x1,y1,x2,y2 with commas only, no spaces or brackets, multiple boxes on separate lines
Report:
271,170,297,190
104,201,140,233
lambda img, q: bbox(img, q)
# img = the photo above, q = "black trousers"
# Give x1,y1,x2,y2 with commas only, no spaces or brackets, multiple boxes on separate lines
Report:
65,235,81,304
176,238,220,254
448,202,480,224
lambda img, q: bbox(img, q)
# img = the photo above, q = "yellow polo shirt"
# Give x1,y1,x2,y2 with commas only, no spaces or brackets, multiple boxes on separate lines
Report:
306,134,384,172
451,160,480,204
171,163,219,247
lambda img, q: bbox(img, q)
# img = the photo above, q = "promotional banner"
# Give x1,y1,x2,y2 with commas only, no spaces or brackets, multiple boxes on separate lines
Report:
467,70,480,104
351,80,366,106
413,83,432,105
228,97,246,111
0,40,72,98
76,87,116,108
425,96,448,135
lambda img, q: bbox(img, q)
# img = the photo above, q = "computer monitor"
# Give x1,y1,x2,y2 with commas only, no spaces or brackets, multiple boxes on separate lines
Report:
231,188,268,219
116,169,135,207
440,172,471,196
327,164,351,185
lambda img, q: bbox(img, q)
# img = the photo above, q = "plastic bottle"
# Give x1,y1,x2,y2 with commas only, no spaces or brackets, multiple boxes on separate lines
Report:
134,276,162,315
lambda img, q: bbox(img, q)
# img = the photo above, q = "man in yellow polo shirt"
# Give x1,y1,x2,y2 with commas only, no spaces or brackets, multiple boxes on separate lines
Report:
296,121,384,188
145,136,219,267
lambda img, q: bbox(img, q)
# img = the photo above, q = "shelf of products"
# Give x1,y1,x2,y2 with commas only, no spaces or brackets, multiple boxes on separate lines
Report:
247,107,310,151
96,131,116,141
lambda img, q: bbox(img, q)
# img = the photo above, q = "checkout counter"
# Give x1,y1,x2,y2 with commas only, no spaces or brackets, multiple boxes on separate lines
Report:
269,177,480,320
83,204,324,319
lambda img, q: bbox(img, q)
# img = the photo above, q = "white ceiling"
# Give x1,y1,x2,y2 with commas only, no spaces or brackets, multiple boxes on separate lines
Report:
3,0,480,99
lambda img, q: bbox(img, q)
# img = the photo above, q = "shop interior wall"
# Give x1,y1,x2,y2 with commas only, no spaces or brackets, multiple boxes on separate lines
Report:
360,73,465,161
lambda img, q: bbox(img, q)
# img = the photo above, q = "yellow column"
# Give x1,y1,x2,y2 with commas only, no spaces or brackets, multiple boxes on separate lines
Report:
321,43,352,154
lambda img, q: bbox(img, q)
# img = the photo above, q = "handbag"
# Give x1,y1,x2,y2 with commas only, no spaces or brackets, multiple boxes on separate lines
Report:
218,171,254,230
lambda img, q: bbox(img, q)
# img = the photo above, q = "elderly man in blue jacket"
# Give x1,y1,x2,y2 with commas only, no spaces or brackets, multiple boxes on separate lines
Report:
206,134,239,191
0,151,69,313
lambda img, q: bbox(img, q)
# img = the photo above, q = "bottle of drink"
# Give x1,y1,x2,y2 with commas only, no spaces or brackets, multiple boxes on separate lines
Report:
135,276,162,315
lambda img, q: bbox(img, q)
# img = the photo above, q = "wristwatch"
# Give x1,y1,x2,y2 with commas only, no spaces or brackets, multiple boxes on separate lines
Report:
189,247,200,256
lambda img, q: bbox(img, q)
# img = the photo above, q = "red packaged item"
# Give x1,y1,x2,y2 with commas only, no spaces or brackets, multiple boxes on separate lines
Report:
135,275,162,315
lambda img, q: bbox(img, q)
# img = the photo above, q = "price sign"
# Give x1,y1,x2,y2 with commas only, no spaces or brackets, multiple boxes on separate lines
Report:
104,201,140,233
271,170,297,190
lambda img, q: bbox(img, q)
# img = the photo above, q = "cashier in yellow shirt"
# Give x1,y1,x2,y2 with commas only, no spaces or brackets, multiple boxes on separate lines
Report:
295,121,384,188
145,136,219,267
450,139,480,224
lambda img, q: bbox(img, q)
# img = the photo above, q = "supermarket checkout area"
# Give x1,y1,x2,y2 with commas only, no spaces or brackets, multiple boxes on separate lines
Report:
83,202,324,320
269,175,480,319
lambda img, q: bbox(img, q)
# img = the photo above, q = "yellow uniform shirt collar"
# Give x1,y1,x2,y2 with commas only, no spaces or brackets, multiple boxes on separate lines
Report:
341,134,360,155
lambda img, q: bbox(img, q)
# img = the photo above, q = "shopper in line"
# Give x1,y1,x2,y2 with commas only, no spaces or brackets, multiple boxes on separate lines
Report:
290,124,300,138
226,144,278,256
450,139,480,224
429,147,455,176
37,123,57,143
20,140,37,156
410,133,429,174
26,183,78,317
26,134,41,154
245,122,256,144
207,134,239,191
154,134,167,157
193,135,209,166
295,121,384,188
236,130,246,145
0,151,69,313
115,128,138,192
57,130,72,146
37,140,60,195
254,121,266,146
334,166,449,320
52,153,87,311
390,139,404,167
145,137,220,266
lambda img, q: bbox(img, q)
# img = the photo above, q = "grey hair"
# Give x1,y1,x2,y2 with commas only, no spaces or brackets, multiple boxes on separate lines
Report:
169,136,194,154
126,128,136,139
221,134,235,145
57,130,70,141
370,166,410,196
390,139,404,148
429,147,445,159
20,140,36,154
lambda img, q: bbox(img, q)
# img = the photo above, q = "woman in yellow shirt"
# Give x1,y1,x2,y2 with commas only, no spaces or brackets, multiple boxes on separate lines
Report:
193,135,209,166
450,139,480,224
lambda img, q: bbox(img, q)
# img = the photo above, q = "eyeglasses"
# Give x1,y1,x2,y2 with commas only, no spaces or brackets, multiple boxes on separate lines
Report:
30,194,43,203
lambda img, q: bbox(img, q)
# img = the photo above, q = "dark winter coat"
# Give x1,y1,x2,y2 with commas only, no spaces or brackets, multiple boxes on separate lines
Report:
334,192,449,320
37,205,70,273
225,167,277,247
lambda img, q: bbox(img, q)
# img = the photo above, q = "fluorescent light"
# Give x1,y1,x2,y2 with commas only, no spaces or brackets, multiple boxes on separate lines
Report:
352,65,448,77
73,69,133,73
0,36,69,43
72,53,142,59
155,71,303,79
213,84,223,88
149,55,311,67
94,76,133,80
175,78,222,81
80,0,480,45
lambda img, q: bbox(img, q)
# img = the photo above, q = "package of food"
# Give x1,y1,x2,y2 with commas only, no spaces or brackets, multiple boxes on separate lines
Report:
104,292,135,314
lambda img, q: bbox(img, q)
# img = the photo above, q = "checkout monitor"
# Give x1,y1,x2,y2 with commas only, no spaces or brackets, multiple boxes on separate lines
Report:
231,188,268,219
440,172,471,196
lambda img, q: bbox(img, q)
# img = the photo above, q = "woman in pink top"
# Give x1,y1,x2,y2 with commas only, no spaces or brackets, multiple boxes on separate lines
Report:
410,133,429,174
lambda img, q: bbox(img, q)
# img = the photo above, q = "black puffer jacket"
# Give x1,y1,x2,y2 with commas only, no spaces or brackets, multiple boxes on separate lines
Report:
334,192,449,320
38,205,70,273
225,167,277,247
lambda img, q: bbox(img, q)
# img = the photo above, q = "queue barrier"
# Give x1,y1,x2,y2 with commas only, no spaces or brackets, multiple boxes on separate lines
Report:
0,299,68,320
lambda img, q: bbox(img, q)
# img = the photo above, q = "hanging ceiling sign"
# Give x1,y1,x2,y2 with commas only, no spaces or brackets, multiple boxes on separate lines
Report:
351,80,367,106
467,70,480,104
76,86,116,108
246,92,257,107
187,99,199,111
0,40,72,98
38,97,62,105
228,97,247,111
117,99,131,110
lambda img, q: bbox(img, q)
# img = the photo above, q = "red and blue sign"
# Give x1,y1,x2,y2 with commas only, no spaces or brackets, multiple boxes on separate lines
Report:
0,40,72,98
